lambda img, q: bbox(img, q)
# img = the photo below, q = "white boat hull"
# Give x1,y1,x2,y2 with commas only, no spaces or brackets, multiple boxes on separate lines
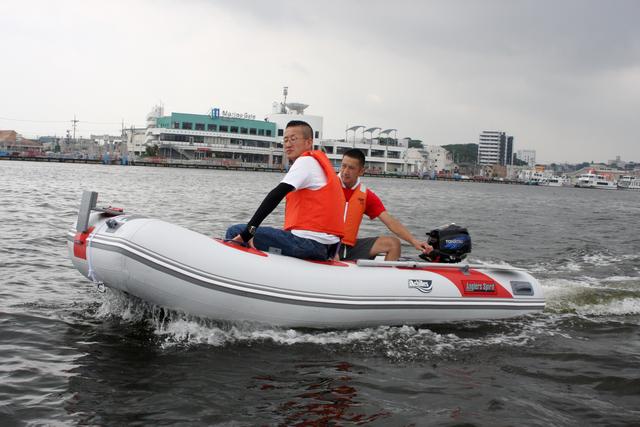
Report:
68,213,545,328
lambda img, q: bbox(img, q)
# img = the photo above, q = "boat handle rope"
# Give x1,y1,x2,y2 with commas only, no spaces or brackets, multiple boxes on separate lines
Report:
86,221,108,293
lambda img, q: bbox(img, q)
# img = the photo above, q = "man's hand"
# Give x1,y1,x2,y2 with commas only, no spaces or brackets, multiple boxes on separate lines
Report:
378,212,433,256
412,239,433,255
232,234,256,249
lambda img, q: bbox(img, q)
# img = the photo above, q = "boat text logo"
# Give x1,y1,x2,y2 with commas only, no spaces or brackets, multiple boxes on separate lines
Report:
462,280,497,294
210,107,256,120
408,279,433,293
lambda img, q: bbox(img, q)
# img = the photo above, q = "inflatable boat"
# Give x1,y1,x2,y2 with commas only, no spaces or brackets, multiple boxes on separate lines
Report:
67,191,545,328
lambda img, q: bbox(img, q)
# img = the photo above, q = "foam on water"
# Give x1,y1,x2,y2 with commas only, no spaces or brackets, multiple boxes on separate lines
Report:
581,252,640,266
153,317,557,362
92,289,564,361
541,275,640,318
87,246,640,359
573,297,640,316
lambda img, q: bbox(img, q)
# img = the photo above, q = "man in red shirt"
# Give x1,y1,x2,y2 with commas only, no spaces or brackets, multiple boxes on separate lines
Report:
338,149,432,261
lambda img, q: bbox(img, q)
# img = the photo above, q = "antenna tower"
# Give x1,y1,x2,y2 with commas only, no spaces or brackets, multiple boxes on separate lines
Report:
71,115,79,141
282,86,288,113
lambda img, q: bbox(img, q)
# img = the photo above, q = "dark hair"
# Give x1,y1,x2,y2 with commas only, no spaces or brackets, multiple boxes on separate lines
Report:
286,120,313,139
343,148,365,167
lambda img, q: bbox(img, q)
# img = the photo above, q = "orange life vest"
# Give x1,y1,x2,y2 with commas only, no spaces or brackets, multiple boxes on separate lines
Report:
284,151,345,238
341,183,367,246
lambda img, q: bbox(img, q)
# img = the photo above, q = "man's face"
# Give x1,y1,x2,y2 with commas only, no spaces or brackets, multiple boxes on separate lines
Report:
340,156,365,187
283,126,312,161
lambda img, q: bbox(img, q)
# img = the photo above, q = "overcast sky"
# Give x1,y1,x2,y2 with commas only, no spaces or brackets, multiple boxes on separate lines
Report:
1,0,639,163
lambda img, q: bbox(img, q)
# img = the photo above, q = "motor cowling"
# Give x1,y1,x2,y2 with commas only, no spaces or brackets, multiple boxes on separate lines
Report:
419,224,472,263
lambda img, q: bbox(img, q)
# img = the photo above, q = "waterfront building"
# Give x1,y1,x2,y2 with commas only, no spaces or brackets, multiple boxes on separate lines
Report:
517,149,536,167
0,130,43,155
420,145,454,173
124,127,147,156
142,98,427,174
266,99,417,173
478,131,514,166
144,105,283,168
502,135,514,166
315,137,417,174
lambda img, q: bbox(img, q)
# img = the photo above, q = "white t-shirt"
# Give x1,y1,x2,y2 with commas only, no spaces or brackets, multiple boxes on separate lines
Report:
281,156,340,245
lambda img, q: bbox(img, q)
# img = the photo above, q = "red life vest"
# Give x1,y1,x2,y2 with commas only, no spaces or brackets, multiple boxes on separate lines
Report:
341,183,367,246
284,151,345,238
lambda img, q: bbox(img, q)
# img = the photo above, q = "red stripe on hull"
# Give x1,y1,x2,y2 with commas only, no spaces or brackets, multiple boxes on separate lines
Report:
73,226,95,260
399,266,513,298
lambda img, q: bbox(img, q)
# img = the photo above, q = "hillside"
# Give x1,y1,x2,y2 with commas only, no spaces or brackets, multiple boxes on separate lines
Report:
442,143,477,164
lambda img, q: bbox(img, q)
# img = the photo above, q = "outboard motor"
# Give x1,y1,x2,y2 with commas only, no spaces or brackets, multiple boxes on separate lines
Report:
420,224,472,263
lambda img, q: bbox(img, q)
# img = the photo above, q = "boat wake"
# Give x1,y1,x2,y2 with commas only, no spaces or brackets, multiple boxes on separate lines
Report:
86,289,568,361
542,276,640,317
474,250,640,320
522,249,640,275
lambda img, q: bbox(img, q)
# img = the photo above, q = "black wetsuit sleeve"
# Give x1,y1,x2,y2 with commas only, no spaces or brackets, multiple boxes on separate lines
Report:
239,182,295,242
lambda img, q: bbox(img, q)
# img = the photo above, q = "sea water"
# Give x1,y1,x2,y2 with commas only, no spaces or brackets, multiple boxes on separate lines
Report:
1,161,639,425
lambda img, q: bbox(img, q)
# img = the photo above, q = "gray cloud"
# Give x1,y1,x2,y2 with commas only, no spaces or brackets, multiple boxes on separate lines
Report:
1,0,638,162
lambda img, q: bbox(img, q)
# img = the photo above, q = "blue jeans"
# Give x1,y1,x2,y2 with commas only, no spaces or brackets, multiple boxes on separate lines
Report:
225,224,332,260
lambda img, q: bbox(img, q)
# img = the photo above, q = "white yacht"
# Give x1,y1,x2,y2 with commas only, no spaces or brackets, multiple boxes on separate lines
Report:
618,176,640,191
543,176,570,187
575,173,596,188
575,173,617,190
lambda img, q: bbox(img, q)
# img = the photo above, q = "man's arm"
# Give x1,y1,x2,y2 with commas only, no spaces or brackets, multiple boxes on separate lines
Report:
232,182,295,245
377,211,432,254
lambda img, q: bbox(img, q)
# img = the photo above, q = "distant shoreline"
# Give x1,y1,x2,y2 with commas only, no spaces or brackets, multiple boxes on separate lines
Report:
1,155,530,185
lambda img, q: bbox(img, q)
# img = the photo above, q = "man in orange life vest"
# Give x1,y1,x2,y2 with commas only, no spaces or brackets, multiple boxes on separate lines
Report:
337,148,432,261
226,120,345,260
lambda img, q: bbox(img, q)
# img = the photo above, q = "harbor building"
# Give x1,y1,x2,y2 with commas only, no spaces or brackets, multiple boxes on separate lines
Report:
0,130,43,155
516,149,536,167
477,131,514,166
140,95,441,174
266,96,415,173
143,105,283,168
124,127,147,156
421,145,455,173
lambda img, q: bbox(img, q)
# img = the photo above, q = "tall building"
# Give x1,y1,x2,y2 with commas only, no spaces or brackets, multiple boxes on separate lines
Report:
516,149,536,166
501,135,514,166
477,131,514,166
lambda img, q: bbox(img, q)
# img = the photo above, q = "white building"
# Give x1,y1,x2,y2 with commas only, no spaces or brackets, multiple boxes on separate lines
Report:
421,145,454,173
124,127,147,156
517,149,536,167
478,131,514,165
266,97,421,173
478,131,501,165
139,95,425,173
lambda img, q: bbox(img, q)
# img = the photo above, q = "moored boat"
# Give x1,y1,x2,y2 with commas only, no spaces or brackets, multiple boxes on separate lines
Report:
68,191,545,328
541,176,570,187
575,172,617,190
618,176,640,191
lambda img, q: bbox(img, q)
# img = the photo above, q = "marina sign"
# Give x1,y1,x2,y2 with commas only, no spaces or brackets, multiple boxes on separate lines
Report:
210,107,256,121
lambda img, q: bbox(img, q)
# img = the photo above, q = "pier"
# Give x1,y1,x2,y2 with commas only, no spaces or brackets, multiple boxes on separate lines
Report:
0,155,528,184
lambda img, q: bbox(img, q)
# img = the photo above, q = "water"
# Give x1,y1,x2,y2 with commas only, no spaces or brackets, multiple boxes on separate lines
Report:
1,160,639,426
